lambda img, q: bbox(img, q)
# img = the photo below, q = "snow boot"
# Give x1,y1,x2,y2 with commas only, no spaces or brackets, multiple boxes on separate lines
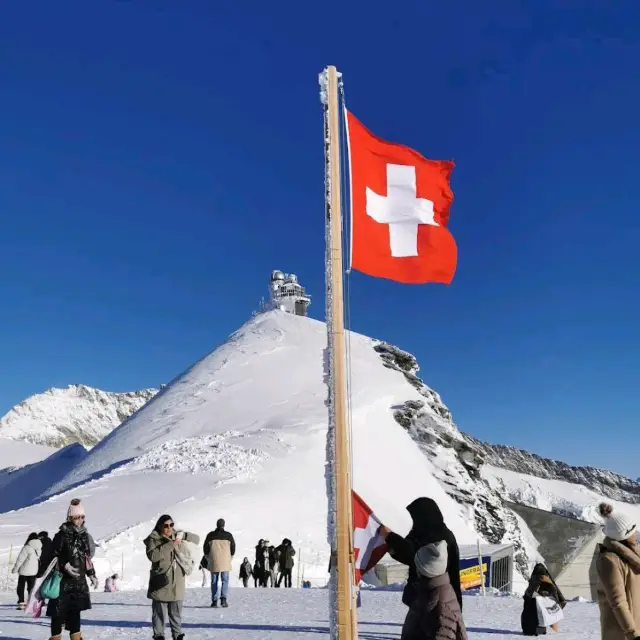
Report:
174,635,185,640
152,636,165,640
70,633,82,640
16,601,25,610
211,599,218,608
221,597,228,608
49,636,62,640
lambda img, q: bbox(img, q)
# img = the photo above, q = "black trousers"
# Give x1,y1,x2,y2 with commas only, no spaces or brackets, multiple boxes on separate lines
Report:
278,568,293,588
16,575,36,603
51,609,81,635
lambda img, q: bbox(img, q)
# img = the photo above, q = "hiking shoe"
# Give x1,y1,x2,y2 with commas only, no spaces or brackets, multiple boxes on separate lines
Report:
211,600,218,608
153,636,165,640
174,635,185,640
221,598,228,608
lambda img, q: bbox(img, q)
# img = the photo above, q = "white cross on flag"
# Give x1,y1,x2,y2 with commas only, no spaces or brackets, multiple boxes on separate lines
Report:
346,110,457,285
353,490,388,584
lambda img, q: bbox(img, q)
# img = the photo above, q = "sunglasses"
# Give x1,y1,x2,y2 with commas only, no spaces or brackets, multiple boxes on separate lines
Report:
163,522,174,529
71,516,85,521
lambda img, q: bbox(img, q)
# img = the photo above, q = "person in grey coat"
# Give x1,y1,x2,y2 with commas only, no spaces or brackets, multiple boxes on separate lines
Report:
144,514,199,640
12,532,42,609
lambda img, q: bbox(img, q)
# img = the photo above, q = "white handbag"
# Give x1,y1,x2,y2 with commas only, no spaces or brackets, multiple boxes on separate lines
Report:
536,595,564,627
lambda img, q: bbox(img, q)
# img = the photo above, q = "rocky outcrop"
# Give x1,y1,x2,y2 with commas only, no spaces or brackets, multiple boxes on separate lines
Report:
373,341,532,579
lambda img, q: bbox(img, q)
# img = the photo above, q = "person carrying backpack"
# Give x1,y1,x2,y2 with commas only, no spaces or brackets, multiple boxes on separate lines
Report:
43,498,98,640
144,514,199,640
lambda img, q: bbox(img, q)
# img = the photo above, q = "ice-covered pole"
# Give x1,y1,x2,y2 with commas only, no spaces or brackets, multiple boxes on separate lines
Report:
320,65,357,640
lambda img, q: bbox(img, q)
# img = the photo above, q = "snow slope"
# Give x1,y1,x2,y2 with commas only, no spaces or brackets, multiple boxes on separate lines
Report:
0,436,56,470
0,311,479,590
482,465,640,525
468,436,640,504
0,588,601,640
0,384,157,448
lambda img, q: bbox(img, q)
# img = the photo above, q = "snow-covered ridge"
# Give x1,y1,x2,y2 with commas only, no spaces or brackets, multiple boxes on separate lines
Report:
0,384,157,448
480,465,640,526
2,311,633,592
465,436,640,504
0,311,481,591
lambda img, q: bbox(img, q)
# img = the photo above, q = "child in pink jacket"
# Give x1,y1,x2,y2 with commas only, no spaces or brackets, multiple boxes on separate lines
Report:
401,541,468,640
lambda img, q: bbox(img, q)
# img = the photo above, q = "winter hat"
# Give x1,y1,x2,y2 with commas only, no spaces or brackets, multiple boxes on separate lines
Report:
67,498,85,519
599,503,637,542
217,518,225,529
414,540,448,579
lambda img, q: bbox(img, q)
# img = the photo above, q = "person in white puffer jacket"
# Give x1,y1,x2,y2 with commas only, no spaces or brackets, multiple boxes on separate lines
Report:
12,532,42,610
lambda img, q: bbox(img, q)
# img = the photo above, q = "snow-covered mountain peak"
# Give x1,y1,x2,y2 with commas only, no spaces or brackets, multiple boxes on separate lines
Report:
2,308,597,590
0,384,157,448
0,309,494,589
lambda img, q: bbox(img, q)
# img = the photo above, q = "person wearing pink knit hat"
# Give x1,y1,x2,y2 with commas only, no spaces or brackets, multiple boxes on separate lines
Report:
42,498,98,640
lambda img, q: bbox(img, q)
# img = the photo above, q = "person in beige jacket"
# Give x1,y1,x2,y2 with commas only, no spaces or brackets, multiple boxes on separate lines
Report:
203,518,235,608
596,502,640,640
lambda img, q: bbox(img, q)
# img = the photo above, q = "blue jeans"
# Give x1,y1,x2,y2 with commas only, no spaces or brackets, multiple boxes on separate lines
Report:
211,572,229,601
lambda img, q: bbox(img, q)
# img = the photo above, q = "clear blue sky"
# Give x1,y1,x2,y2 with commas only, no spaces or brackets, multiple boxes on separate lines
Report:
1,1,638,477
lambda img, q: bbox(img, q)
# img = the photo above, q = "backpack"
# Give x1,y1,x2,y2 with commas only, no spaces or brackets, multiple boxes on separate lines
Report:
174,543,195,576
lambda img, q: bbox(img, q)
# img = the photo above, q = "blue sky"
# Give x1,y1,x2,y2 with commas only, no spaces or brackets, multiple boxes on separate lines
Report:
1,1,639,476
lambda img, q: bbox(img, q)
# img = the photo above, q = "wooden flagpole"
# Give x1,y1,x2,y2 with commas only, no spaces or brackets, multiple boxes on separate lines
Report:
322,64,357,639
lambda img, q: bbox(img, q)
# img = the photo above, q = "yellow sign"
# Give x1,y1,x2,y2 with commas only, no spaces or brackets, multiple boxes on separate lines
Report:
459,563,487,590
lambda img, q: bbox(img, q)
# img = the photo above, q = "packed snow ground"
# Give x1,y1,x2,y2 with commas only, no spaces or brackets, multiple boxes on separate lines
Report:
0,589,600,640
0,311,480,590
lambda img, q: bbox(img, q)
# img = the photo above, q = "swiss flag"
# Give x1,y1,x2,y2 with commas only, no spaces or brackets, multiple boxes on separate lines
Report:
346,111,457,285
353,490,388,584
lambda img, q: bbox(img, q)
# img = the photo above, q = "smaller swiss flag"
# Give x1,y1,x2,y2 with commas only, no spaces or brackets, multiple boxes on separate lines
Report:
346,111,457,285
353,491,388,585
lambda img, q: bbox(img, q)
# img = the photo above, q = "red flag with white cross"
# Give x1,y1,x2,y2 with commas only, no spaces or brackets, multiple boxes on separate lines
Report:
345,111,457,285
353,490,388,584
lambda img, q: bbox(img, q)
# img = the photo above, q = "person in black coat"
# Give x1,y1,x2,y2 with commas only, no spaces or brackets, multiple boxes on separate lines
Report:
43,499,98,640
380,497,462,610
521,563,566,636
276,539,296,588
37,531,53,578
254,539,269,587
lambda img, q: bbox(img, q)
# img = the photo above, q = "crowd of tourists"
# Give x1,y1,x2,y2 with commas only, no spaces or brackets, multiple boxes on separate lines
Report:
10,495,640,640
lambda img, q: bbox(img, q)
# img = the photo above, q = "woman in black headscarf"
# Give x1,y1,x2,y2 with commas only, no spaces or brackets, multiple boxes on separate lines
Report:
380,497,462,609
521,563,566,635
